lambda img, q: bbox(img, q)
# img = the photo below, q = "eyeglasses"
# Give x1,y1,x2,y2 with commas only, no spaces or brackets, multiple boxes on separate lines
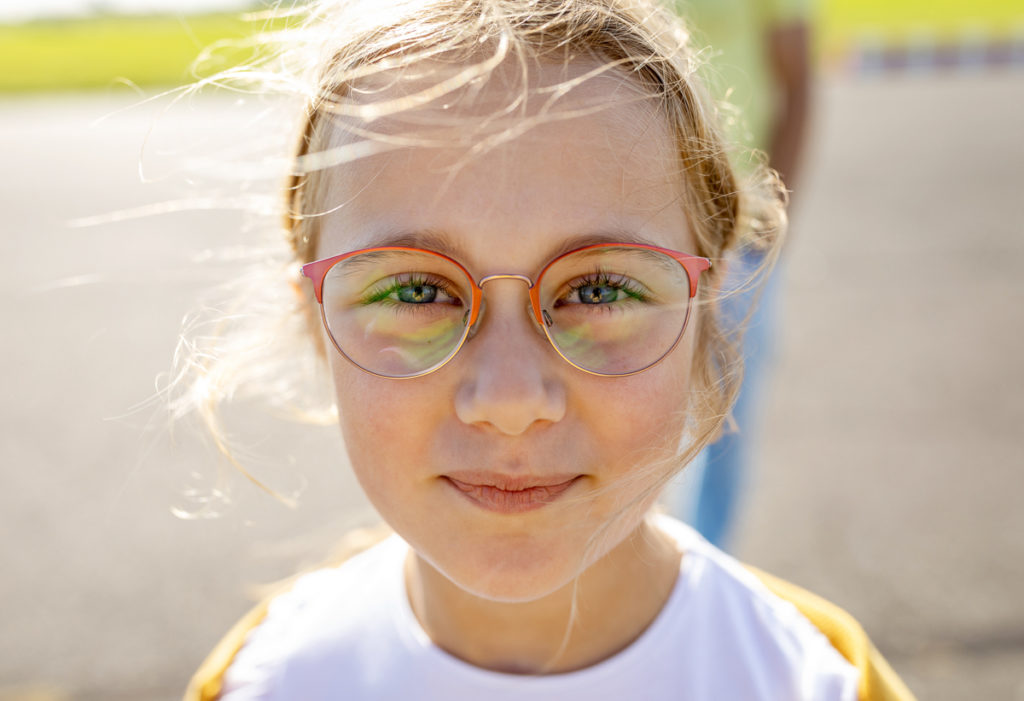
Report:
301,243,711,379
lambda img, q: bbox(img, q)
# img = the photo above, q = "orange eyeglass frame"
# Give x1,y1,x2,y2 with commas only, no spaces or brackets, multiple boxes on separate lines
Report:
300,242,712,377
303,243,710,321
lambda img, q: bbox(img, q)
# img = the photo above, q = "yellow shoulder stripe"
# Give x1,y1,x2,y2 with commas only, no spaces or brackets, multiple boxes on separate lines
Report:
183,597,271,701
747,566,917,701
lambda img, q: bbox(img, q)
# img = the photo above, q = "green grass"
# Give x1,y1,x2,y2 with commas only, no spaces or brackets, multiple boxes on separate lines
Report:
0,12,277,93
1,1,1022,93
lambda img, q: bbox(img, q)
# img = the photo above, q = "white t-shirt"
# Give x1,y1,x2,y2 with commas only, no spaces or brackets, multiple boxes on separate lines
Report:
221,516,859,700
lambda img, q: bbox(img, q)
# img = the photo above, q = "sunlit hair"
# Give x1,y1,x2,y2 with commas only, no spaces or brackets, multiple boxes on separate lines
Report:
168,0,785,537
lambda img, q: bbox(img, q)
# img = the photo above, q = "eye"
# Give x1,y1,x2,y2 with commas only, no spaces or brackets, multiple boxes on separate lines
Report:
397,282,439,303
557,273,650,307
363,273,463,307
574,282,622,304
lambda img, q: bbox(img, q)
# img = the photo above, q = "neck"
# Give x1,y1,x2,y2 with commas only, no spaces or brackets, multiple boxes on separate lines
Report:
404,518,681,674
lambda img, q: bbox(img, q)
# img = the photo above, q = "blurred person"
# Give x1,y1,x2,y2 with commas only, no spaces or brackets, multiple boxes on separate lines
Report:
666,0,813,550
168,1,911,699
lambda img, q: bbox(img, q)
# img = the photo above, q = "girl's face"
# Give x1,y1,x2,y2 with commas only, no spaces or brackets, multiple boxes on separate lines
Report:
317,63,698,602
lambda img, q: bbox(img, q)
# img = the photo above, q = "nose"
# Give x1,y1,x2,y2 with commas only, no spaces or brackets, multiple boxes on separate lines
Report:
454,278,566,436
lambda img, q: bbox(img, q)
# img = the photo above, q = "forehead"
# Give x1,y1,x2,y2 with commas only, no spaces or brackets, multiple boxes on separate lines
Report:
316,57,691,265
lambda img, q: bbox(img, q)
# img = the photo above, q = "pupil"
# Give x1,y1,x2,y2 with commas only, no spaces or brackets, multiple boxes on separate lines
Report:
400,284,437,303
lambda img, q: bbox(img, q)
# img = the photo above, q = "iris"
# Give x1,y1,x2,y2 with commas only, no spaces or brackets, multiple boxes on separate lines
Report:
399,284,438,304
577,284,618,304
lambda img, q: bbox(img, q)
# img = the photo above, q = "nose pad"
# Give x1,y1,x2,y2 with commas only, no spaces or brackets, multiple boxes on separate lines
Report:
464,304,482,341
464,298,547,342
463,308,478,340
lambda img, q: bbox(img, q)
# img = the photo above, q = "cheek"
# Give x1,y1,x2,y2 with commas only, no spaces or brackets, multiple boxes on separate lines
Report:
330,359,400,484
329,355,447,506
334,372,381,434
589,343,696,522
604,381,688,484
614,340,694,445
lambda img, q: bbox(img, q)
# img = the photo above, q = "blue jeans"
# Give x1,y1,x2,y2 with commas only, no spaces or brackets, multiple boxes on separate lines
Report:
668,248,782,551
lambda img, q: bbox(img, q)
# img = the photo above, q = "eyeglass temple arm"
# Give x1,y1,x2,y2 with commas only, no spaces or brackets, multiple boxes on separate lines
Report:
669,253,711,297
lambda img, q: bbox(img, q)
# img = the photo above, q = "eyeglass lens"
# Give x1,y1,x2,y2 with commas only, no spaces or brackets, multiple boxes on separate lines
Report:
319,247,693,377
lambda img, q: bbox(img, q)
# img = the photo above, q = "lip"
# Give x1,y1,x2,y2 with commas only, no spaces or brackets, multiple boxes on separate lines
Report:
443,472,583,514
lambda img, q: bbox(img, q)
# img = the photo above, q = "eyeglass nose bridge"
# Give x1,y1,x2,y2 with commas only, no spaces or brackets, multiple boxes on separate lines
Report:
473,273,549,328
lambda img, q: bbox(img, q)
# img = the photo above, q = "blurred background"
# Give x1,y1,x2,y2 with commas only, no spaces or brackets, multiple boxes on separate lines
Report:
1,1,1022,699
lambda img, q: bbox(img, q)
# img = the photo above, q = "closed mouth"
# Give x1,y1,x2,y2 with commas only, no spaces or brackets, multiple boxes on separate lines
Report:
443,474,582,513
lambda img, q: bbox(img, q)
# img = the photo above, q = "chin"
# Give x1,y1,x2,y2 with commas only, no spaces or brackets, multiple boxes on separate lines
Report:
433,536,590,603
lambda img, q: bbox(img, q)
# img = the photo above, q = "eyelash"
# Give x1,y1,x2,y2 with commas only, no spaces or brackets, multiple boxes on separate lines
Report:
360,271,649,308
362,274,461,306
562,273,650,303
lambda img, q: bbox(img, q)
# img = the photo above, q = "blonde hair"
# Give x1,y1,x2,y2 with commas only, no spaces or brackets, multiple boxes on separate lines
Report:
168,0,785,509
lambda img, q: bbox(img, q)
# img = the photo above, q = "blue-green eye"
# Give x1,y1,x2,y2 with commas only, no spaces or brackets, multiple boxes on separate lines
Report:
398,284,438,303
362,273,462,308
558,273,649,307
575,284,620,304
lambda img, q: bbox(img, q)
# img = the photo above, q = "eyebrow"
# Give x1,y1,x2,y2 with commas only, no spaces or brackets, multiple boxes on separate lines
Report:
360,228,668,264
544,230,666,259
363,228,462,258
